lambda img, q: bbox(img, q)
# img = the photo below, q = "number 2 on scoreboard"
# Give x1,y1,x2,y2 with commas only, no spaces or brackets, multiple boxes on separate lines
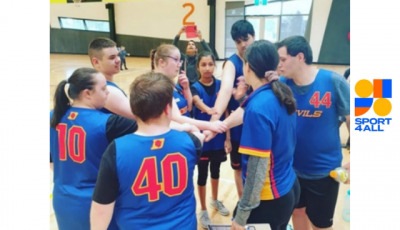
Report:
182,3,195,25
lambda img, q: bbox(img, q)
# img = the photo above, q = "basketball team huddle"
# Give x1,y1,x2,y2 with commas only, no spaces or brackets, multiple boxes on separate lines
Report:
50,20,350,230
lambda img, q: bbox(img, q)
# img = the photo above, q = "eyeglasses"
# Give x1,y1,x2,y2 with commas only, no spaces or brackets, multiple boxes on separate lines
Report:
162,55,183,66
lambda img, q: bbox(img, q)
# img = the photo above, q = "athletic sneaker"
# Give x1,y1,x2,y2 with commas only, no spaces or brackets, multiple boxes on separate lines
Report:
210,199,230,216
199,210,212,229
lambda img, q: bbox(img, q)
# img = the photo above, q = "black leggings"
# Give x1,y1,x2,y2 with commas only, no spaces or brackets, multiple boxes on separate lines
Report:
197,160,221,186
233,178,300,230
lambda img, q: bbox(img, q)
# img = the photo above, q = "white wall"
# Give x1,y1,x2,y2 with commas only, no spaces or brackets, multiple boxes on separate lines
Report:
50,2,108,28
50,0,209,41
114,0,209,40
309,0,333,61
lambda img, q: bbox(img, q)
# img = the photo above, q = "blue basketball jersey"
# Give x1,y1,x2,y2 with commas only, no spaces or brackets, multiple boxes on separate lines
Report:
227,53,251,142
100,81,126,114
239,83,297,200
280,69,342,174
113,130,198,229
50,108,118,230
174,84,190,117
192,78,225,151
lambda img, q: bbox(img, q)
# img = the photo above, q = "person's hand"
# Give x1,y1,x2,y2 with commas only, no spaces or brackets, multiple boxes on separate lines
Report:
178,71,190,90
203,130,217,142
231,220,247,230
196,29,203,41
208,120,228,133
232,76,248,101
189,124,200,133
178,26,186,35
343,162,350,184
180,123,192,132
204,107,218,115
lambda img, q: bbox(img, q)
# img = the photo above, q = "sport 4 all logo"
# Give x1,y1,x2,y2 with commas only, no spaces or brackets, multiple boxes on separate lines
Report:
355,79,392,132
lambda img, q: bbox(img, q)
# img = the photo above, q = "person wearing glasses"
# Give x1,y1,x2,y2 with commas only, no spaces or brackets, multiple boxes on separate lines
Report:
150,44,228,134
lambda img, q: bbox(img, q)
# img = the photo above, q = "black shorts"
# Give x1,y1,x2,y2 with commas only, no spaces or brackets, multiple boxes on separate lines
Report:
296,176,339,228
199,149,227,163
233,178,300,230
230,141,241,170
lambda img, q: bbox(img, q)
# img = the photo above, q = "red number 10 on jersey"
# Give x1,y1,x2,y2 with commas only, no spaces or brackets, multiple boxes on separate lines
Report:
56,124,86,163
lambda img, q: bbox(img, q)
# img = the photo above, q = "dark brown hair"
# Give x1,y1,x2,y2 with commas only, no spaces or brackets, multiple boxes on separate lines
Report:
51,68,99,128
244,40,296,115
88,37,116,64
129,72,174,122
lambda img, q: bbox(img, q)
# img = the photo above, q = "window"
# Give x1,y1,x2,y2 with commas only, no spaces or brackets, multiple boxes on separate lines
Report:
242,0,312,42
246,17,261,41
59,18,85,30
282,0,312,15
245,1,282,16
225,2,245,58
85,20,110,32
280,15,308,40
59,17,110,32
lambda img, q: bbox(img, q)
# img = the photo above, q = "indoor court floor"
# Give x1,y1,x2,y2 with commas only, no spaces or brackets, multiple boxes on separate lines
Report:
50,54,350,230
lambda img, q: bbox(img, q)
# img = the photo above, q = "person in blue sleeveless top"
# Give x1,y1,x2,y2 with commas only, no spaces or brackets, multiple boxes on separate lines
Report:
207,20,255,199
174,79,191,117
90,72,204,230
89,38,193,132
218,40,300,230
276,36,350,230
88,38,131,116
49,68,139,230
190,51,231,228
149,44,228,134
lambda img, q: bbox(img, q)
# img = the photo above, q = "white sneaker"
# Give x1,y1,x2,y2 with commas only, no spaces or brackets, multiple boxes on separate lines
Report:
199,210,212,229
210,199,230,216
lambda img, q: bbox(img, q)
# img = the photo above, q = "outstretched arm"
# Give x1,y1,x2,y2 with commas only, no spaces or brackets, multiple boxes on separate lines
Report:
173,26,185,46
197,30,212,53
171,99,227,133
210,61,236,121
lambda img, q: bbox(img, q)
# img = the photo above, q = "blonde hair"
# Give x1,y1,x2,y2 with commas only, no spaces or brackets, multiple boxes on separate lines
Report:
150,44,179,70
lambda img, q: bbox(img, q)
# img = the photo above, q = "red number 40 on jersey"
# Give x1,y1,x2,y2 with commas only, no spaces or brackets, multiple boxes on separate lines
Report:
132,153,188,202
309,92,332,108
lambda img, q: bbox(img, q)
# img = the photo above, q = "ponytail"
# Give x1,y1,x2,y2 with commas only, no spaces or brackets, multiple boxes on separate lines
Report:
243,40,296,115
270,80,296,115
50,68,98,128
50,80,70,128
150,49,156,70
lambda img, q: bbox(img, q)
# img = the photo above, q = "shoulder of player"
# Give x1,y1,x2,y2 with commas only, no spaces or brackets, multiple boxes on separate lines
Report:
113,133,136,146
278,76,291,84
175,83,183,91
247,91,276,110
321,69,348,89
170,130,198,142
221,60,236,78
